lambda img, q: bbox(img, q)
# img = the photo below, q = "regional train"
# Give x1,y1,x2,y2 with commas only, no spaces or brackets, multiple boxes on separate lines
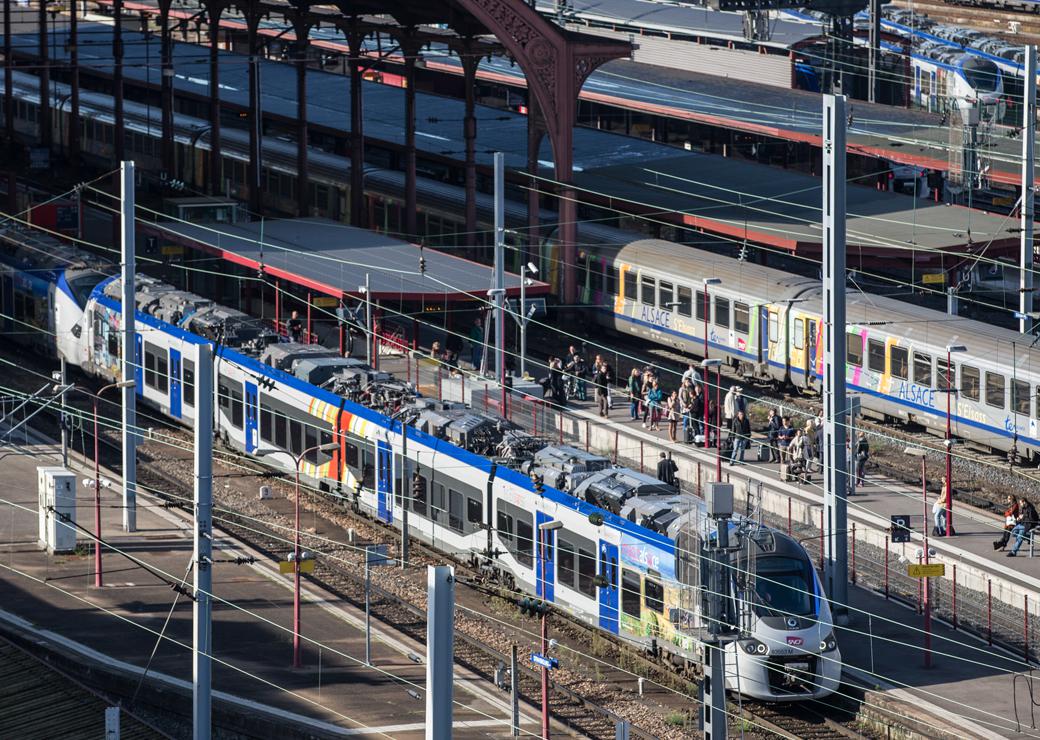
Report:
0,222,842,702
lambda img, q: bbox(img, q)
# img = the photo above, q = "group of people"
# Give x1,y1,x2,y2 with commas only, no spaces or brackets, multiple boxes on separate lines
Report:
995,494,1040,557
539,346,616,417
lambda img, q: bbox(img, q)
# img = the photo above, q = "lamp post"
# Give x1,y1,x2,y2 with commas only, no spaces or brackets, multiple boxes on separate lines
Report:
519,261,537,380
944,344,966,538
538,519,562,740
702,359,723,479
702,278,721,448
904,447,932,668
71,380,135,589
258,441,339,668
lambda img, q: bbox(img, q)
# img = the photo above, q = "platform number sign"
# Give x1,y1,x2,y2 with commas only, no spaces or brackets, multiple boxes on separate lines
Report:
890,515,912,544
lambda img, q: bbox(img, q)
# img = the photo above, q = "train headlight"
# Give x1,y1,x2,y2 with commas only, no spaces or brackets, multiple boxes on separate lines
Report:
741,639,768,655
819,632,838,653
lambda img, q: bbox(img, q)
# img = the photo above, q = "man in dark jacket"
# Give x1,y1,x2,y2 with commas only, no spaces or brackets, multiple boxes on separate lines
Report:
729,409,752,465
593,362,610,417
1008,497,1039,556
656,452,678,487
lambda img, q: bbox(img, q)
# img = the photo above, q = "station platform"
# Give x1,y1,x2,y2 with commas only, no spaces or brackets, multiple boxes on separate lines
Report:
379,349,1040,738
0,431,542,738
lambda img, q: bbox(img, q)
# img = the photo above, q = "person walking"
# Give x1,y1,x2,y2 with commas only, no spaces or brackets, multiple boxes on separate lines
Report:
854,433,870,487
627,368,642,421
656,452,678,487
1008,497,1039,556
729,409,751,465
602,361,615,411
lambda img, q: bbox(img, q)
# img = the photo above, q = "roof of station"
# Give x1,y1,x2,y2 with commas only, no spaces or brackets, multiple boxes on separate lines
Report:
156,218,550,301
10,24,1017,257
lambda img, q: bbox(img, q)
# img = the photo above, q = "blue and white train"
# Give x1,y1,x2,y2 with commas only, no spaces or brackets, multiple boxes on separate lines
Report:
0,222,841,702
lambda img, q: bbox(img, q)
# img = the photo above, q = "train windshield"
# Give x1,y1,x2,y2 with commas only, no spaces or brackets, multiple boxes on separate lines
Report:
66,270,109,308
751,556,814,617
962,60,1000,93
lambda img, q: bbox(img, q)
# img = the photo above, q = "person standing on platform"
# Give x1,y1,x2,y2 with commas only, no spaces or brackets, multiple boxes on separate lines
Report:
469,318,484,370
765,408,782,463
729,409,751,465
594,361,610,418
627,367,642,421
656,452,678,488
854,433,870,487
287,310,303,343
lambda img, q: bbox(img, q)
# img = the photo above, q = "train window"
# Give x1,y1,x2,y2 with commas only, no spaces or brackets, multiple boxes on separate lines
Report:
658,281,674,310
217,378,231,411
623,270,637,302
413,475,428,517
890,346,909,381
260,403,273,443
496,508,513,544
768,312,779,344
230,386,243,429
578,547,597,598
558,539,576,590
714,297,730,329
344,441,360,470
515,515,533,567
734,302,750,334
289,420,302,453
867,340,885,373
183,359,195,408
274,412,287,449
621,570,641,618
466,497,483,525
431,483,445,523
304,425,319,462
606,265,619,296
937,358,955,392
677,286,692,317
640,275,655,306
107,325,119,358
985,372,1005,409
448,489,464,533
961,365,980,402
1012,380,1030,415
793,320,804,350
913,353,932,386
144,342,168,393
695,290,706,321
319,430,333,463
498,501,533,567
644,576,664,614
846,333,862,367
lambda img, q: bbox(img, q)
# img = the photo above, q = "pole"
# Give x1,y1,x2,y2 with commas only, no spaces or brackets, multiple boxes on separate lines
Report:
703,288,710,449
365,545,372,666
493,152,507,408
702,492,731,740
510,643,520,737
868,0,881,104
193,342,213,740
947,287,958,316
520,266,528,379
59,357,68,468
921,456,931,668
540,530,550,740
93,396,102,588
293,459,303,669
120,161,137,532
400,427,409,571
945,348,953,538
714,366,722,481
822,95,849,623
425,565,455,740
847,396,859,492
1021,45,1036,334
365,273,372,365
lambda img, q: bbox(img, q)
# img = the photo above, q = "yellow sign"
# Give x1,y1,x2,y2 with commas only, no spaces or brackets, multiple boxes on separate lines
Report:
313,296,339,308
921,273,946,285
279,559,315,574
993,195,1016,207
907,563,945,578
161,245,184,256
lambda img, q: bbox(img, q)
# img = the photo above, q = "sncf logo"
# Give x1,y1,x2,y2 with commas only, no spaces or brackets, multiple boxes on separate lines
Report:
785,636,804,647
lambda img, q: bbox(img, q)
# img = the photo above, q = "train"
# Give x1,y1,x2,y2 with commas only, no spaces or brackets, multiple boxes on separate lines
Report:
581,238,1040,462
0,222,842,702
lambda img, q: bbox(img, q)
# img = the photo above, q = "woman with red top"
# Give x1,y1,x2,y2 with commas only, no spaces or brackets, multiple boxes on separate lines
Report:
994,494,1020,551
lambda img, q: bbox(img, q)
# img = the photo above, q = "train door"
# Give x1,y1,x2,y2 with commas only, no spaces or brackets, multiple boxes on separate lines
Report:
134,334,143,392
169,349,182,419
243,381,258,453
376,440,393,524
598,540,619,634
758,306,769,364
535,511,556,602
805,319,818,379
914,65,921,104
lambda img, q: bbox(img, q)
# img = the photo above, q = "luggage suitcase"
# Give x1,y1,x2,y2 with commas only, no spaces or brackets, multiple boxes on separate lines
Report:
757,443,771,462
684,425,695,444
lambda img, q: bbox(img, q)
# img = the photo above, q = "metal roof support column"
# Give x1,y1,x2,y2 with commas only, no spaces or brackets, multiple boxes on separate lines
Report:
462,48,479,249
404,37,418,237
294,20,310,217
1021,45,1036,334
38,0,50,150
348,26,365,228
159,0,175,179
113,0,124,160
3,0,11,149
246,10,263,214
69,0,80,172
207,5,223,195
526,97,544,270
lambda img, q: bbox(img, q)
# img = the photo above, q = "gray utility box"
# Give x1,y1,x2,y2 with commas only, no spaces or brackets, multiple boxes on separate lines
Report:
37,467,77,554
704,482,734,519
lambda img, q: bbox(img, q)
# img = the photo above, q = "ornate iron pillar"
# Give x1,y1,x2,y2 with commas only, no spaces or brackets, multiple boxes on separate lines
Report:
159,0,175,178
526,97,544,270
69,0,80,169
207,5,222,195
461,47,479,249
294,19,310,216
38,0,50,150
113,0,125,161
348,25,365,227
246,10,262,214
403,36,418,237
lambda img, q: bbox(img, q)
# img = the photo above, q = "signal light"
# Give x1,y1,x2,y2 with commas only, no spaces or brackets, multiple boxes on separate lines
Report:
587,512,604,527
